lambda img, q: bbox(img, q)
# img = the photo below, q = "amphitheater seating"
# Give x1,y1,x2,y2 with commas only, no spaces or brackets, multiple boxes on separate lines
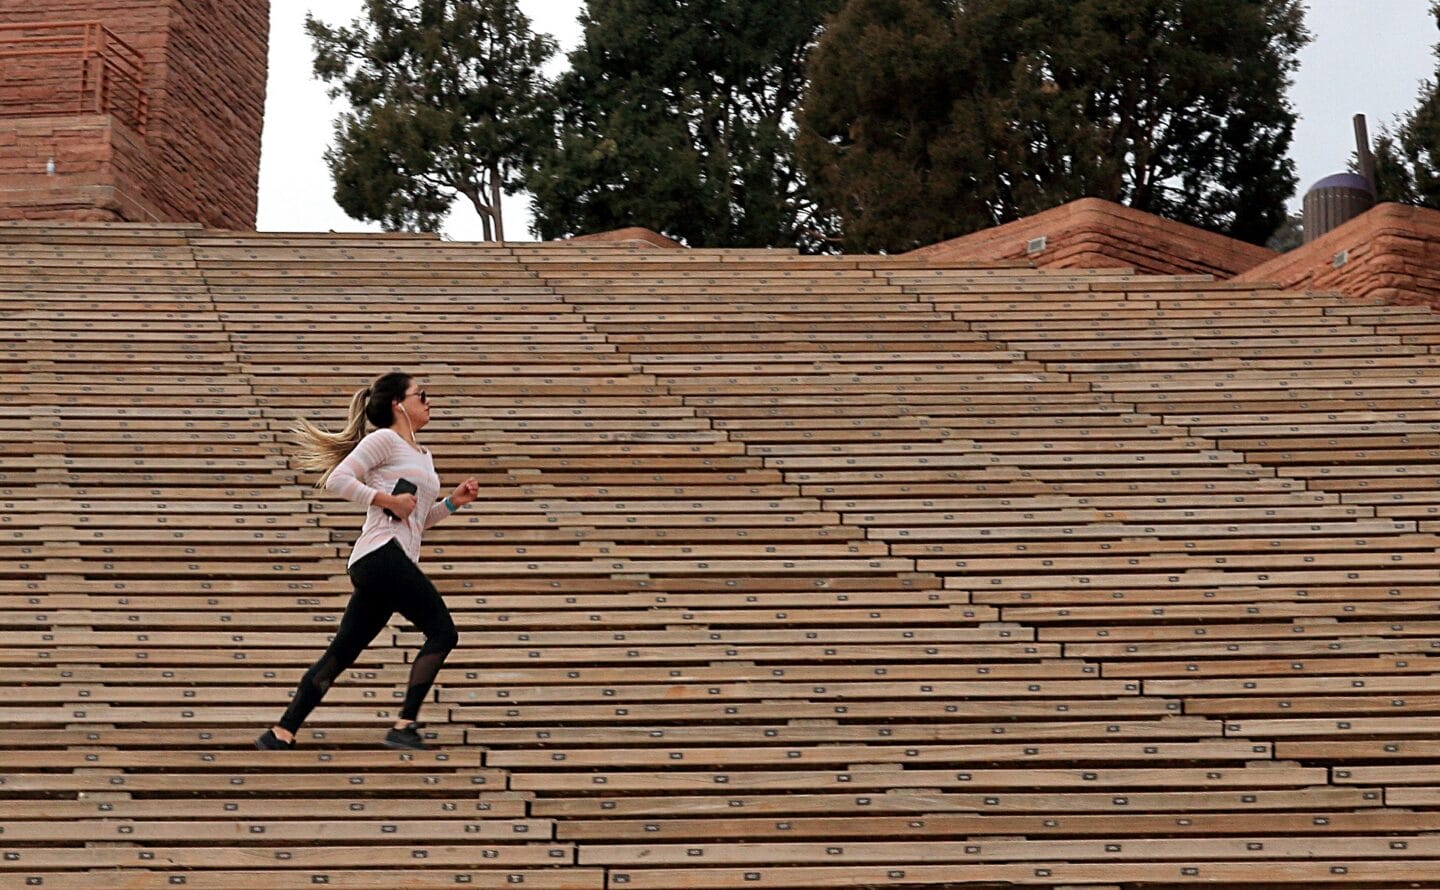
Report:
5,221,1440,886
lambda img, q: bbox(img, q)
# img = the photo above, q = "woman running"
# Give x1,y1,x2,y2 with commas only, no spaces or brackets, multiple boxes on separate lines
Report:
256,371,478,750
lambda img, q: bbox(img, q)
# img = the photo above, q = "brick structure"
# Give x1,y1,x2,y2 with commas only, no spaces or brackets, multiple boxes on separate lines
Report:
0,1,268,228
1235,203,1440,308
906,197,1276,279
567,226,683,249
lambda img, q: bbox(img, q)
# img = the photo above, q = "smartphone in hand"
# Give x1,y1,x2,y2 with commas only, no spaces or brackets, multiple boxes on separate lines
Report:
382,477,418,520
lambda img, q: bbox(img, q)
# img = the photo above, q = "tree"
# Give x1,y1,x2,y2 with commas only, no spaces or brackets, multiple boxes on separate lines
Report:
1372,3,1440,208
525,0,842,249
1265,213,1303,252
797,0,1311,253
307,0,556,239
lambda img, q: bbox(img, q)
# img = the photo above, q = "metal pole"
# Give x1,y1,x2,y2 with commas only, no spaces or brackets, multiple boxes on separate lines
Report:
79,23,93,114
1354,113,1377,193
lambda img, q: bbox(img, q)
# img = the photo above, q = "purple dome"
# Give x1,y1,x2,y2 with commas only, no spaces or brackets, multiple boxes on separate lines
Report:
1307,172,1374,194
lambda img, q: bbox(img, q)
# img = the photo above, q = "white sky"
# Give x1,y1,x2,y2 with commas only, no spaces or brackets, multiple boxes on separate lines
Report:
256,0,1439,242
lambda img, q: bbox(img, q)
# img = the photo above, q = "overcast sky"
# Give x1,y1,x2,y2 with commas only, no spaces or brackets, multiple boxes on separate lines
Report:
256,1,1439,242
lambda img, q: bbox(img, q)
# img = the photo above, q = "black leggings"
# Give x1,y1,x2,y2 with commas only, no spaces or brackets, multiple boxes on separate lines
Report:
278,538,458,732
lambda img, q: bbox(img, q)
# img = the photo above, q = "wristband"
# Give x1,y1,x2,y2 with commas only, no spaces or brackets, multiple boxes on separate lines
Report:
444,496,457,513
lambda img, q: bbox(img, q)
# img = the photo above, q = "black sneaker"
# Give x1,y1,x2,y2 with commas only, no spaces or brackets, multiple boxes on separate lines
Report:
384,721,428,750
255,729,295,750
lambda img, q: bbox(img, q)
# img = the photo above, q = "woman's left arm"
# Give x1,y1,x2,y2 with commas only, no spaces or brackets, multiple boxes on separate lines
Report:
424,477,479,529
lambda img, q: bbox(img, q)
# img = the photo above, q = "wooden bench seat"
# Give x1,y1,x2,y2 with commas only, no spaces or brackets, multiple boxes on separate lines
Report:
0,844,575,870
0,795,532,823
441,676,1129,706
0,644,403,666
558,287,913,299
509,764,1316,795
0,704,458,726
487,740,1265,769
464,718,1222,747
1042,619,1440,643
0,764,506,791
853,504,1370,527
0,660,1085,687
1030,344,1429,363
1149,676,1440,696
962,307,1350,322
1066,638,1440,659
0,603,995,630
1277,739,1440,761
0,869,604,889
1,749,473,769
0,814,541,841
605,330,994,345
975,582,1432,605
0,624,1034,652
0,641,1052,668
639,349,1017,366
919,548,1440,575
891,524,1416,550
1,677,1127,709
596,861,1440,888
1002,600,1440,624
556,808,1439,840
448,698,1173,724
975,319,1346,336
532,786,1371,818
583,835,1440,866
945,567,1439,591
1181,695,1440,718
0,544,334,562
544,270,883,282
1101,656,1437,679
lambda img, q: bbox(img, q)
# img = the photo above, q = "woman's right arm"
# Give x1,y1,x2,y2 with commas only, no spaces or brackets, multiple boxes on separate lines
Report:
324,431,393,508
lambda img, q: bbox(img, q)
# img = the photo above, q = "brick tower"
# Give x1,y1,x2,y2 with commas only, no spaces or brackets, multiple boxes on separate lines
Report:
0,1,269,229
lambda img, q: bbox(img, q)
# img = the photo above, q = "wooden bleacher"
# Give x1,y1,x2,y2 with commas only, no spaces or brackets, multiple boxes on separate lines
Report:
4,221,1440,886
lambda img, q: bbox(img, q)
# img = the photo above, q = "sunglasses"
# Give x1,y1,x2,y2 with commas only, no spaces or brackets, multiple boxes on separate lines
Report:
405,389,429,405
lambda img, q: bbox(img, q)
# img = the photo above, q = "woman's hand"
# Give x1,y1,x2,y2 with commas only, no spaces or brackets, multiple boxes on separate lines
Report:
376,491,417,521
450,477,479,508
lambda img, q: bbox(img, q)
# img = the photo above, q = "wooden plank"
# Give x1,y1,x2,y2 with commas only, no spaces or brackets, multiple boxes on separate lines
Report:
530,787,1372,817
0,870,602,889
510,765,1322,794
447,698,1177,725
556,809,1440,840
486,740,1266,768
594,862,1440,888
584,835,1440,865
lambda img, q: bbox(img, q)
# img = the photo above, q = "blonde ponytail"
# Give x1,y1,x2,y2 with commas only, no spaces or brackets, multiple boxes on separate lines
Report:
291,386,371,489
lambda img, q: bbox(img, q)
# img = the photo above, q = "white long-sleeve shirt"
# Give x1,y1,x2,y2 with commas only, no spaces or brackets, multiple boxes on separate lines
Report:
325,428,449,568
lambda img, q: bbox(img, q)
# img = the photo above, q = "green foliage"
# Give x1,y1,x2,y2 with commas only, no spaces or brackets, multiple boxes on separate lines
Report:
798,0,1310,253
307,0,556,238
525,0,841,249
1372,3,1440,208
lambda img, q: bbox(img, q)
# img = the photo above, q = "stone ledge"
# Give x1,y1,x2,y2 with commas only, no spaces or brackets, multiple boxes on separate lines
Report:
906,197,1276,279
1234,202,1440,309
565,226,684,249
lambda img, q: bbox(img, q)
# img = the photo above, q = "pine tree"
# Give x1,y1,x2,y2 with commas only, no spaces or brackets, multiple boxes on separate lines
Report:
798,0,1310,253
307,0,556,238
1372,3,1440,208
526,0,841,249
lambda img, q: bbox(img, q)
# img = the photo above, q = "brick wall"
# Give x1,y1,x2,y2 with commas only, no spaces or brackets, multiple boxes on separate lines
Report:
906,197,1277,279
0,1,269,228
0,116,163,222
1234,203,1440,309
